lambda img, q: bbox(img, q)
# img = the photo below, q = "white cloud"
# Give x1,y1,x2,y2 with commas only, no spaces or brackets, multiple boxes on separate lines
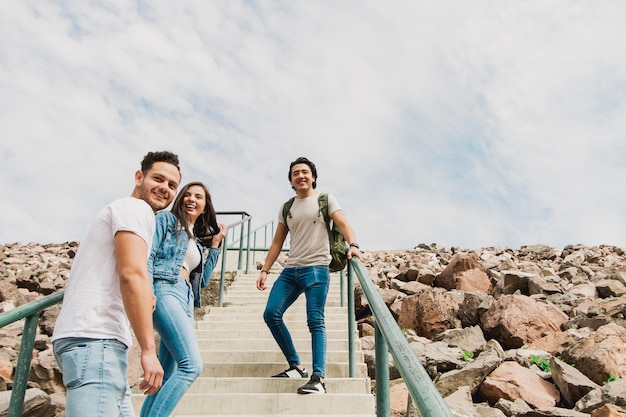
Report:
1,1,625,251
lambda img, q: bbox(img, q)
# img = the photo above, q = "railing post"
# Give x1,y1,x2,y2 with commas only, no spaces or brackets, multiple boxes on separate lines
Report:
8,313,39,417
245,217,252,274
219,234,228,307
237,214,245,271
347,264,356,378
340,269,345,307
375,321,390,417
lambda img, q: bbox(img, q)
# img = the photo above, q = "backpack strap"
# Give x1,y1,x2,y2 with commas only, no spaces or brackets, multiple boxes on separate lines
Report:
318,193,331,232
284,194,331,232
282,197,296,231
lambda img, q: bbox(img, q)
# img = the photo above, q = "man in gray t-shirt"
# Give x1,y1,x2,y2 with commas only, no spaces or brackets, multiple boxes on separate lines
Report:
256,157,363,394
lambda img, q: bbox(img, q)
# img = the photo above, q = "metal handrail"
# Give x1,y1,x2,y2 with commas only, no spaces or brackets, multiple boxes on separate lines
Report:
0,291,65,417
347,258,453,417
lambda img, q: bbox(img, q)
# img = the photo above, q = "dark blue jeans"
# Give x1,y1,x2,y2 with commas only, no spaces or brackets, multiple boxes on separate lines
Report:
263,265,330,377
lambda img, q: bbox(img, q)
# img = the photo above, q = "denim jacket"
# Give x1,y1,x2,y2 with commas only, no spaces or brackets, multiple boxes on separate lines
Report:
148,211,220,308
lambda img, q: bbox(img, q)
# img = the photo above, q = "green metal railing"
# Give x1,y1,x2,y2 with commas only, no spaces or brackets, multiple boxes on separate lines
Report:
0,291,64,417
347,258,453,417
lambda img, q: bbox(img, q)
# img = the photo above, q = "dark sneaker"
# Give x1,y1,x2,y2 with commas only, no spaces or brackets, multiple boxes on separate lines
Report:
272,366,308,378
297,375,326,394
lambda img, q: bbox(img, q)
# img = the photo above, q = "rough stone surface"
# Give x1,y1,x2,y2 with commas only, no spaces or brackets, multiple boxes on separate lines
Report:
3,241,626,416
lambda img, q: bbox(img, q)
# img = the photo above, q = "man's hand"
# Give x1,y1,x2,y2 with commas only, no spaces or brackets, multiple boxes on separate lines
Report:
138,352,164,395
347,246,364,262
256,273,267,291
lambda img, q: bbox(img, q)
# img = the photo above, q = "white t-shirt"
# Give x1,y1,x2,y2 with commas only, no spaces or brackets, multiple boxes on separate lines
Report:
279,193,341,267
52,197,155,348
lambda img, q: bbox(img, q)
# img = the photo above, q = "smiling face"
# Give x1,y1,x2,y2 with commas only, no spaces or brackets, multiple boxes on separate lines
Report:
133,161,181,212
182,185,207,224
290,163,316,196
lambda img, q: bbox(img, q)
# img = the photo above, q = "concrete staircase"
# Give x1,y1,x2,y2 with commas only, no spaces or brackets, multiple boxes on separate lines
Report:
132,270,376,416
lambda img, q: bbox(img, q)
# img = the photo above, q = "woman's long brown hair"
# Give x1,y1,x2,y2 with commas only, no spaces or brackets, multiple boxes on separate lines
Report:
170,182,219,246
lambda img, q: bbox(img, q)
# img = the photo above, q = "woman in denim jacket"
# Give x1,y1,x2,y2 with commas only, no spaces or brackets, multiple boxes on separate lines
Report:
141,181,227,417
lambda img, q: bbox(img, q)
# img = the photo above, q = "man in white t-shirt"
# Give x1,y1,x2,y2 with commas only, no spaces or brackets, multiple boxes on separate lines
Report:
256,157,363,394
52,151,181,416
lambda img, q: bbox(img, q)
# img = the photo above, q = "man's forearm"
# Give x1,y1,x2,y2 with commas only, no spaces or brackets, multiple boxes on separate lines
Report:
120,273,157,354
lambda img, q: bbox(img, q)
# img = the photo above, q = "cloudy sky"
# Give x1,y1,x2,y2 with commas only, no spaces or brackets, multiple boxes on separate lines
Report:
1,1,625,251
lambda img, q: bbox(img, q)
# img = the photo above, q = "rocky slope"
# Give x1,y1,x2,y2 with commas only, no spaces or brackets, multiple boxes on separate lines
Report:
357,244,626,417
1,242,626,417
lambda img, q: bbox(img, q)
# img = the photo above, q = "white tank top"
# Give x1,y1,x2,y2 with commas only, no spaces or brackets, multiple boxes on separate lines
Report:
183,238,201,273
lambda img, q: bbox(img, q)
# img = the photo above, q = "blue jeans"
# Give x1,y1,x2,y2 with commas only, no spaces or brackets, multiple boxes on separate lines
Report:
140,278,203,417
53,338,134,417
263,265,330,377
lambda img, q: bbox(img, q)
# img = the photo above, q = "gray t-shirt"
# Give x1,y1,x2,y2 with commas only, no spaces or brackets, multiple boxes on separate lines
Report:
278,193,341,267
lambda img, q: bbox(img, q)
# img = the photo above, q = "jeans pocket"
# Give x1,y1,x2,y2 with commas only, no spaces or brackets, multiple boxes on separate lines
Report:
104,340,128,354
59,343,92,389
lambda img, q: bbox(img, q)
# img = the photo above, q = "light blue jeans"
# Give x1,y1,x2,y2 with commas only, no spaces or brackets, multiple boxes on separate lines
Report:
53,338,134,417
140,277,203,417
263,265,330,377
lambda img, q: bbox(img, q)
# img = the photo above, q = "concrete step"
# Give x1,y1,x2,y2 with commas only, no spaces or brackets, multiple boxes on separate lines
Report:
222,300,346,307
197,338,356,351
194,329,351,340
199,350,363,363
200,362,368,378
151,377,372,394
132,392,376,415
203,308,348,317
196,319,348,331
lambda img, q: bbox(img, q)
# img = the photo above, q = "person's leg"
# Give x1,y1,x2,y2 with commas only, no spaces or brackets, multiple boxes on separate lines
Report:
119,384,135,417
53,338,129,417
263,268,303,368
139,279,202,417
300,266,330,378
139,336,173,416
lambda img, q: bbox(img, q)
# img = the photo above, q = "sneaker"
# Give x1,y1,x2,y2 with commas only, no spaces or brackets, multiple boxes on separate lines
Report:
272,366,308,378
297,375,326,394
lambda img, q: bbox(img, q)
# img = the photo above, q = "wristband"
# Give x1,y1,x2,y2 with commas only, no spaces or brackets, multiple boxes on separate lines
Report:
349,242,360,249
261,269,269,274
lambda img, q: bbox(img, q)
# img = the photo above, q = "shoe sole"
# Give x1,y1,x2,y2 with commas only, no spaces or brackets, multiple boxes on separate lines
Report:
297,389,326,394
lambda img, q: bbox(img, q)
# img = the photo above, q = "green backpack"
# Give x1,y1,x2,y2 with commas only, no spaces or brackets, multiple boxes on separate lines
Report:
282,193,349,272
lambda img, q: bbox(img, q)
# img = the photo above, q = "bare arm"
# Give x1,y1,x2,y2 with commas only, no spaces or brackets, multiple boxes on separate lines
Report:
256,222,289,291
331,209,364,262
115,231,164,395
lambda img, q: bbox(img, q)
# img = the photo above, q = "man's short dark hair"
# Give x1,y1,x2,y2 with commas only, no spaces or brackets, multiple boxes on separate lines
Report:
288,156,317,189
141,151,180,174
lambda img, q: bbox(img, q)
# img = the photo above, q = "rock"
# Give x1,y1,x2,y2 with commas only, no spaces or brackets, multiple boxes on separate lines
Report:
561,322,626,385
480,294,568,349
434,254,492,294
435,340,505,397
0,387,55,417
397,289,461,339
550,356,599,407
575,378,626,413
478,361,560,408
591,404,626,417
